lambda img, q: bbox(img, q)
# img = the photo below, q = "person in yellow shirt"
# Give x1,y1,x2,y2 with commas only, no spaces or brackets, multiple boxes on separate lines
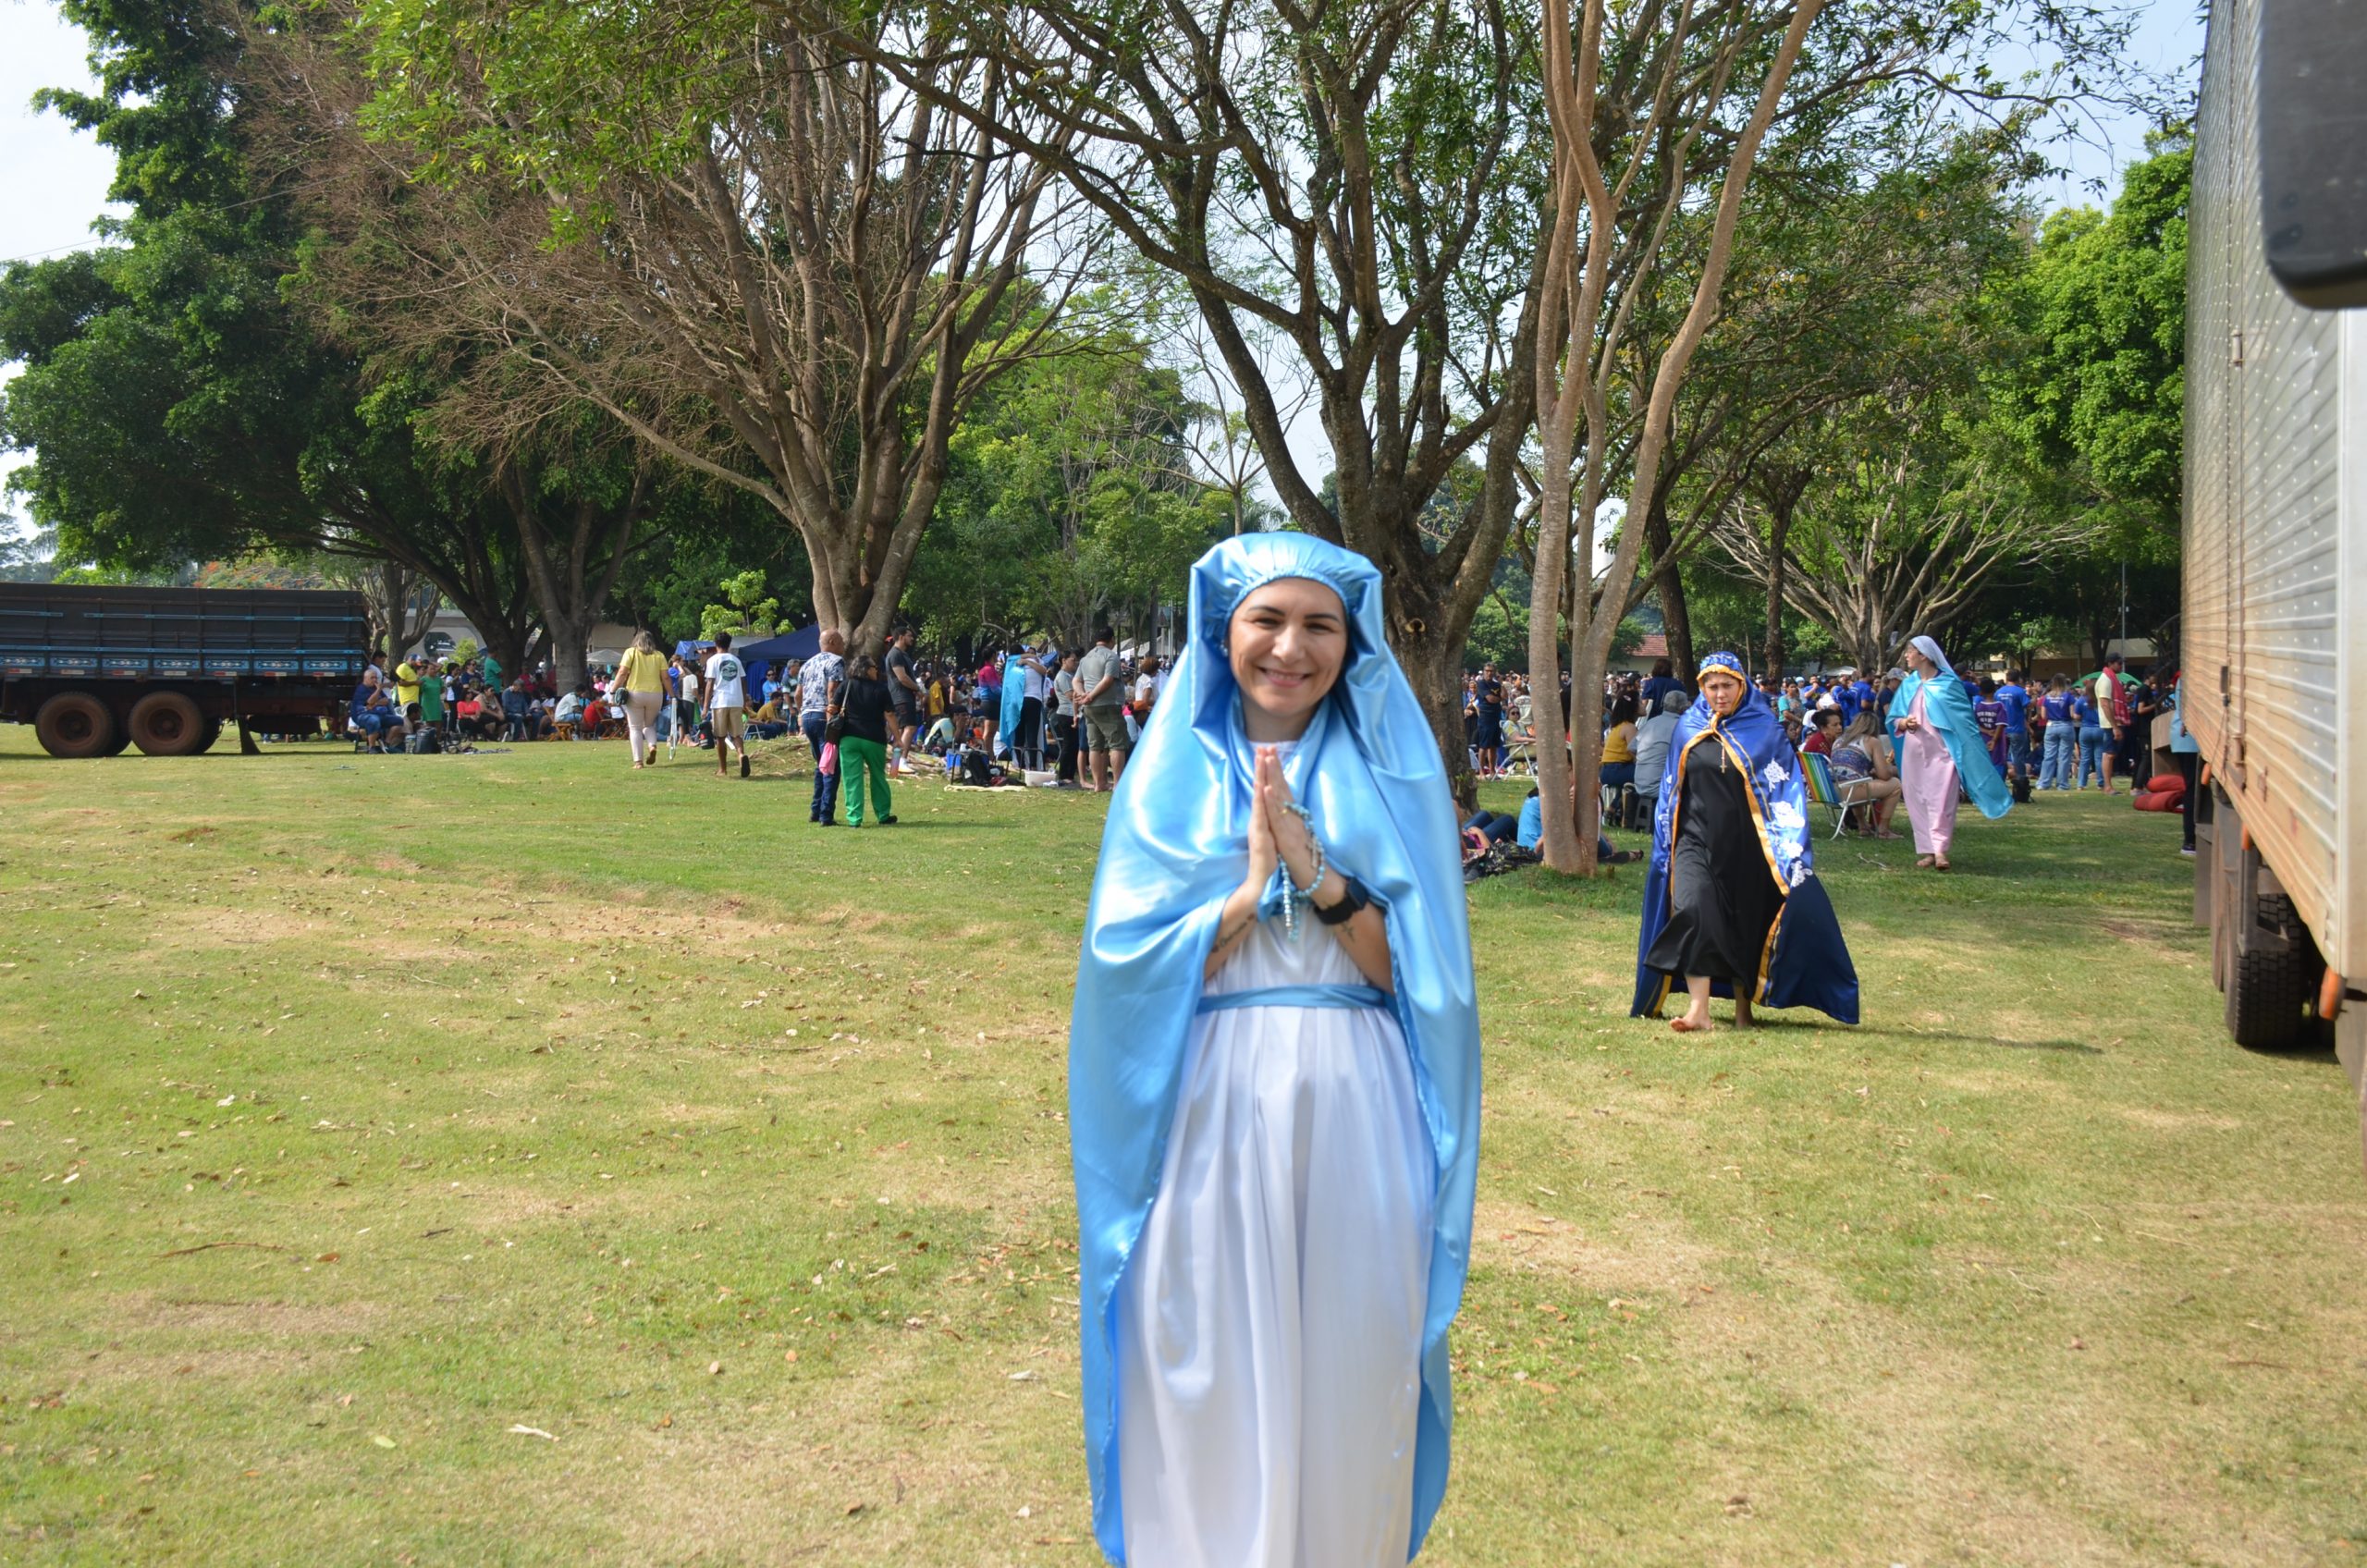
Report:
613,631,672,767
393,658,423,712
1600,692,1639,791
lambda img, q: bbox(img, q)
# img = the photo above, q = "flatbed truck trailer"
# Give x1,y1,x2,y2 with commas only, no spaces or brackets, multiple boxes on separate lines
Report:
2185,0,2367,1160
0,583,373,757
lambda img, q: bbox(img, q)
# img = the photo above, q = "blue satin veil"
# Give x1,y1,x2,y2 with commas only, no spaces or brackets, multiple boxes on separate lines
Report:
1630,651,1859,1023
1068,533,1481,1562
1885,637,2014,820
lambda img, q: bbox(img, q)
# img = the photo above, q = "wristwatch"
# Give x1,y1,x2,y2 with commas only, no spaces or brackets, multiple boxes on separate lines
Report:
1313,874,1369,925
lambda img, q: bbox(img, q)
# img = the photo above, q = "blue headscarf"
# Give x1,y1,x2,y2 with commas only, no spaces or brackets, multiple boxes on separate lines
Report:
1069,533,1480,1563
1887,635,2012,819
1630,650,1859,1022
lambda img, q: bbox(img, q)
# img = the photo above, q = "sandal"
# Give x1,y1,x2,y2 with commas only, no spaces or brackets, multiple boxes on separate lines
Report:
1916,855,1935,869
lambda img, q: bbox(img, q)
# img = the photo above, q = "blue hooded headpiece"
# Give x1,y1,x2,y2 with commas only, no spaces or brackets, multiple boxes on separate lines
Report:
1068,532,1480,1562
1631,651,1859,1022
1886,635,2013,820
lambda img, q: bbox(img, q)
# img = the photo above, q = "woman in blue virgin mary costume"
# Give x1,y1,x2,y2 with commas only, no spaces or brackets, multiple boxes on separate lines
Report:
1632,651,1859,1032
1069,533,1480,1567
1887,633,2011,871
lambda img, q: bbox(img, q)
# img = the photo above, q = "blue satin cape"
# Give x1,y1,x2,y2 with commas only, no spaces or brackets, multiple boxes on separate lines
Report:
1069,533,1480,1564
1885,641,2013,821
1630,654,1859,1023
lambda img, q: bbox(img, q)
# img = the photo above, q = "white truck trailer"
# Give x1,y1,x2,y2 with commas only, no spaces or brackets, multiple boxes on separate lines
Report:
2185,0,2367,1161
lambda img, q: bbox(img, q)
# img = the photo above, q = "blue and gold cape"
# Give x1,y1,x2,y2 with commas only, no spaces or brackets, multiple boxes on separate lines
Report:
1630,654,1859,1023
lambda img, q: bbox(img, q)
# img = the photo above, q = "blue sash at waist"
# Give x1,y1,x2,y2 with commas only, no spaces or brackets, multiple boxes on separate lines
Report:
1194,983,1392,1014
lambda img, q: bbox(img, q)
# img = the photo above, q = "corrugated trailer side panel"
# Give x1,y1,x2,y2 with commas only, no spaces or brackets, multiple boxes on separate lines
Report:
2184,0,2237,769
2340,314,2366,985
2237,263,2345,957
2188,0,2355,977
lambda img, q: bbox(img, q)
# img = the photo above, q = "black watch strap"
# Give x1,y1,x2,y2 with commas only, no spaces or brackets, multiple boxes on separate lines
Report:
1313,874,1367,925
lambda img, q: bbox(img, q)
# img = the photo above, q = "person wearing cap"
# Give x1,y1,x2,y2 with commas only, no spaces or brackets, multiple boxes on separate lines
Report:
1632,686,1687,808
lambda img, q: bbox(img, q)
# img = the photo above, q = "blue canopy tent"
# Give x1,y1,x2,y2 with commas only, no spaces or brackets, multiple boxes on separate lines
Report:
731,624,821,666
730,625,823,711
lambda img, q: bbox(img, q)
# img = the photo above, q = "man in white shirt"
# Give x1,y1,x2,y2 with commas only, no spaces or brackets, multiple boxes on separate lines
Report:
705,631,750,778
796,629,846,823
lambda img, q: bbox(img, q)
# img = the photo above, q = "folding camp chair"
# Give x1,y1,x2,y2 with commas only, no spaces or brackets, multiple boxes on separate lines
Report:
1501,704,1539,778
1799,749,1870,839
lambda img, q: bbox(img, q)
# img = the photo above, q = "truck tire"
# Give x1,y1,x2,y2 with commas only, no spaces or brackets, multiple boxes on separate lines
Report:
194,717,223,753
127,691,208,755
103,728,133,755
2226,890,2312,1049
33,691,117,758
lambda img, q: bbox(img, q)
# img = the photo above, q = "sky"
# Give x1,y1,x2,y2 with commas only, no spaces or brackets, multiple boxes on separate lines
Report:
0,0,2209,546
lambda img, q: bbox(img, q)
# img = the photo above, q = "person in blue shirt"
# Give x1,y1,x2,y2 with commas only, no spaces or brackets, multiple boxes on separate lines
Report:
2071,687,2108,790
1994,668,2032,788
1637,656,1687,715
1459,790,1638,864
2169,673,2201,852
2037,676,2076,789
348,668,406,753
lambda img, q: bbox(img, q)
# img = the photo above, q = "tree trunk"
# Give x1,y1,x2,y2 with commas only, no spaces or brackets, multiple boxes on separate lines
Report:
503,457,649,689
1760,476,1805,680
1647,493,1698,686
1383,572,1482,815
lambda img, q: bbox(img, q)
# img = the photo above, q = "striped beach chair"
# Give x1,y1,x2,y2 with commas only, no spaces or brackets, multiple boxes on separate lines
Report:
1799,749,1869,839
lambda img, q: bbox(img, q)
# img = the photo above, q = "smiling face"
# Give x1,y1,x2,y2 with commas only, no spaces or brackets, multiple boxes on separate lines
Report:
1228,577,1349,738
1700,668,1747,717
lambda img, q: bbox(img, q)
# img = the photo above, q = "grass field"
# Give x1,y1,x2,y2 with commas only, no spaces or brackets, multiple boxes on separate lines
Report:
1,725,2362,1566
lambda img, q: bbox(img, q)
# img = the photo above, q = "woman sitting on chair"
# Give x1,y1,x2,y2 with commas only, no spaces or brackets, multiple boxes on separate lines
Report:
1831,713,1902,839
1599,693,1638,794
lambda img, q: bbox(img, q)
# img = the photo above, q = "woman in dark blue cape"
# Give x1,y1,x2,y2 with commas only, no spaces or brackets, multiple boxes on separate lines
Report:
1632,651,1858,1029
1070,533,1479,1565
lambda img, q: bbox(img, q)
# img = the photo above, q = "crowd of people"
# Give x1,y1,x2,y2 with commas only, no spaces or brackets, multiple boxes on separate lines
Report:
1452,651,2186,878
343,622,2183,861
340,626,1183,827
786,626,1171,826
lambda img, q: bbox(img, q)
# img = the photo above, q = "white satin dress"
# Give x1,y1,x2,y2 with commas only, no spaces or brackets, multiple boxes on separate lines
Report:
1115,907,1436,1568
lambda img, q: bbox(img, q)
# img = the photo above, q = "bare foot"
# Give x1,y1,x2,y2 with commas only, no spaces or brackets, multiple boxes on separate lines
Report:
1874,829,1901,840
1734,1001,1756,1028
1916,854,1936,869
1671,1015,1712,1035
1933,854,1951,871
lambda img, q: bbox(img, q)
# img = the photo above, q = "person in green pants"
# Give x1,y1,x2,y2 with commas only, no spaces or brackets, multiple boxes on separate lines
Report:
836,653,900,827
